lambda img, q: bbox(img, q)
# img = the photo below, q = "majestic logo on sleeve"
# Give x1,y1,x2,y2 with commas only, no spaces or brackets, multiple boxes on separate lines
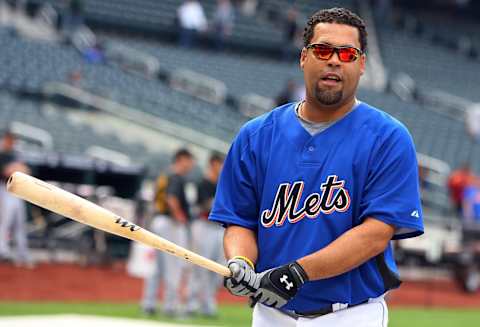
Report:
261,175,350,228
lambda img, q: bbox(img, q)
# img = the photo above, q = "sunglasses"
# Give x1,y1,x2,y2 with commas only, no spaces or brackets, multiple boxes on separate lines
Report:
306,43,363,62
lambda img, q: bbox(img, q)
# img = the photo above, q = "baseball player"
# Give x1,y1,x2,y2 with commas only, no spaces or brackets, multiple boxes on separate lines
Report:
209,8,424,327
141,148,195,317
0,130,32,267
186,152,225,317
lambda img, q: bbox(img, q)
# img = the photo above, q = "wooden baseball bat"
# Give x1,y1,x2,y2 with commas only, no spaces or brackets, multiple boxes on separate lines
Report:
6,172,231,277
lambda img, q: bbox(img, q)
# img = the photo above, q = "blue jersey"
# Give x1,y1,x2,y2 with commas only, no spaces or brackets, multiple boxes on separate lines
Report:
209,102,424,312
463,185,480,223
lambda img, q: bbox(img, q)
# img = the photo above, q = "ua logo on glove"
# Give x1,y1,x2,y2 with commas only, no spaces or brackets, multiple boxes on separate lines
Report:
251,261,309,309
280,274,293,290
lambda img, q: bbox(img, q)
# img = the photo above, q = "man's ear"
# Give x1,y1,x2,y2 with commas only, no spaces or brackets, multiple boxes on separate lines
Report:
300,48,307,70
359,54,366,75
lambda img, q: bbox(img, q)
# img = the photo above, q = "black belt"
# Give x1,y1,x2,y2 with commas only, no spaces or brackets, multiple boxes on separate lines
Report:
279,300,369,319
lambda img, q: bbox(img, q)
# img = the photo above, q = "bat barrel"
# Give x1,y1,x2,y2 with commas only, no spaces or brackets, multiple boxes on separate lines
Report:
6,172,231,277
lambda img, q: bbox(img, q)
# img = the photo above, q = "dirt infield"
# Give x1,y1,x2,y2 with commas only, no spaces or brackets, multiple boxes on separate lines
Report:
0,262,242,303
1,263,479,307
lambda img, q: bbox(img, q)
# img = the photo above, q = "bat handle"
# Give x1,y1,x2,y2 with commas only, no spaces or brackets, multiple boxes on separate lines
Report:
215,264,232,277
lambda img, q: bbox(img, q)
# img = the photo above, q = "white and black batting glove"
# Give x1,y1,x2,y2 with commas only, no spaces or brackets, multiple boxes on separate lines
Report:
224,256,260,297
251,261,309,308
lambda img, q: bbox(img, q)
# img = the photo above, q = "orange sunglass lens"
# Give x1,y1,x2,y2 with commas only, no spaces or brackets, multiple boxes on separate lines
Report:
338,48,358,62
312,46,334,59
312,45,359,62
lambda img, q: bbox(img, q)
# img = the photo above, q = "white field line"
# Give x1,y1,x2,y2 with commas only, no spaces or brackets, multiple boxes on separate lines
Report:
0,314,215,327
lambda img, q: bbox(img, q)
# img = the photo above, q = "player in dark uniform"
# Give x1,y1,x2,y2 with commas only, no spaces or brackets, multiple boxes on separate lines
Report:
186,152,225,317
142,148,195,317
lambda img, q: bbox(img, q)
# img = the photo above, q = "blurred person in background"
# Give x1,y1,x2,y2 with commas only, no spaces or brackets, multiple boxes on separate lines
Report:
0,130,33,267
62,0,85,39
448,163,475,217
462,174,480,224
456,169,480,293
141,148,195,318
212,0,234,50
275,78,303,107
282,7,300,60
186,152,225,317
465,103,480,142
177,0,208,48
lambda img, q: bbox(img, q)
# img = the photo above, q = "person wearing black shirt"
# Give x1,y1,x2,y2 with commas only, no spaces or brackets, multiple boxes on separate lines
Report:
186,152,225,317
141,148,195,317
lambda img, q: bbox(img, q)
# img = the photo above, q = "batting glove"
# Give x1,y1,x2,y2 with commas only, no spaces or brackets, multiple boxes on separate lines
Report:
251,261,309,308
224,256,260,297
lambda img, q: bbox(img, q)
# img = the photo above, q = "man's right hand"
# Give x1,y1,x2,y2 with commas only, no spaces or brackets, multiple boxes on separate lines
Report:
224,256,260,297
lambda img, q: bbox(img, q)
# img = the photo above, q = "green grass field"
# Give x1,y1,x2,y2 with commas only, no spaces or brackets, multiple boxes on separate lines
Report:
0,302,479,326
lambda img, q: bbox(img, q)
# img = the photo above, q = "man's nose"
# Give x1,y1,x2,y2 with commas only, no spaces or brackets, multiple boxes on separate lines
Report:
327,50,341,66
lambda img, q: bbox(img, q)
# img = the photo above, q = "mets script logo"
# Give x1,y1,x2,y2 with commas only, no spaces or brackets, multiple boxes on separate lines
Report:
261,175,351,228
115,216,141,232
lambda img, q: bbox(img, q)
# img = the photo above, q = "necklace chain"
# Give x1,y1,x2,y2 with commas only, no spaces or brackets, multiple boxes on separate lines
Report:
299,99,359,123
298,101,313,123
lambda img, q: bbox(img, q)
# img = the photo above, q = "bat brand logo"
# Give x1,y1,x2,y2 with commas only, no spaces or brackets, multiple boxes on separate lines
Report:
261,175,351,227
115,217,141,231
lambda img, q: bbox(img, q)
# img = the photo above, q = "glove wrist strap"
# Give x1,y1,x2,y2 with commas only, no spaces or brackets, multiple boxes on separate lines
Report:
289,261,309,284
232,255,255,269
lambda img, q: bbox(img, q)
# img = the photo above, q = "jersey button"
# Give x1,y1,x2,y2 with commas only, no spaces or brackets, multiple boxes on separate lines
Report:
308,146,315,152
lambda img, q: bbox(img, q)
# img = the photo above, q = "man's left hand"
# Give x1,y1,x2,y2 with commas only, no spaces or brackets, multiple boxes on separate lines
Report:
251,261,309,308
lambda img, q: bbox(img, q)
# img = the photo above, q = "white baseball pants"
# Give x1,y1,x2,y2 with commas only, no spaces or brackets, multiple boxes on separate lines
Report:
0,185,31,264
186,219,224,315
252,296,388,327
142,215,188,313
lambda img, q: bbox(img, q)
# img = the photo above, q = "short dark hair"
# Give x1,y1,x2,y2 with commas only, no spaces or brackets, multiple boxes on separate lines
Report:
173,148,193,162
303,7,368,53
209,151,225,164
